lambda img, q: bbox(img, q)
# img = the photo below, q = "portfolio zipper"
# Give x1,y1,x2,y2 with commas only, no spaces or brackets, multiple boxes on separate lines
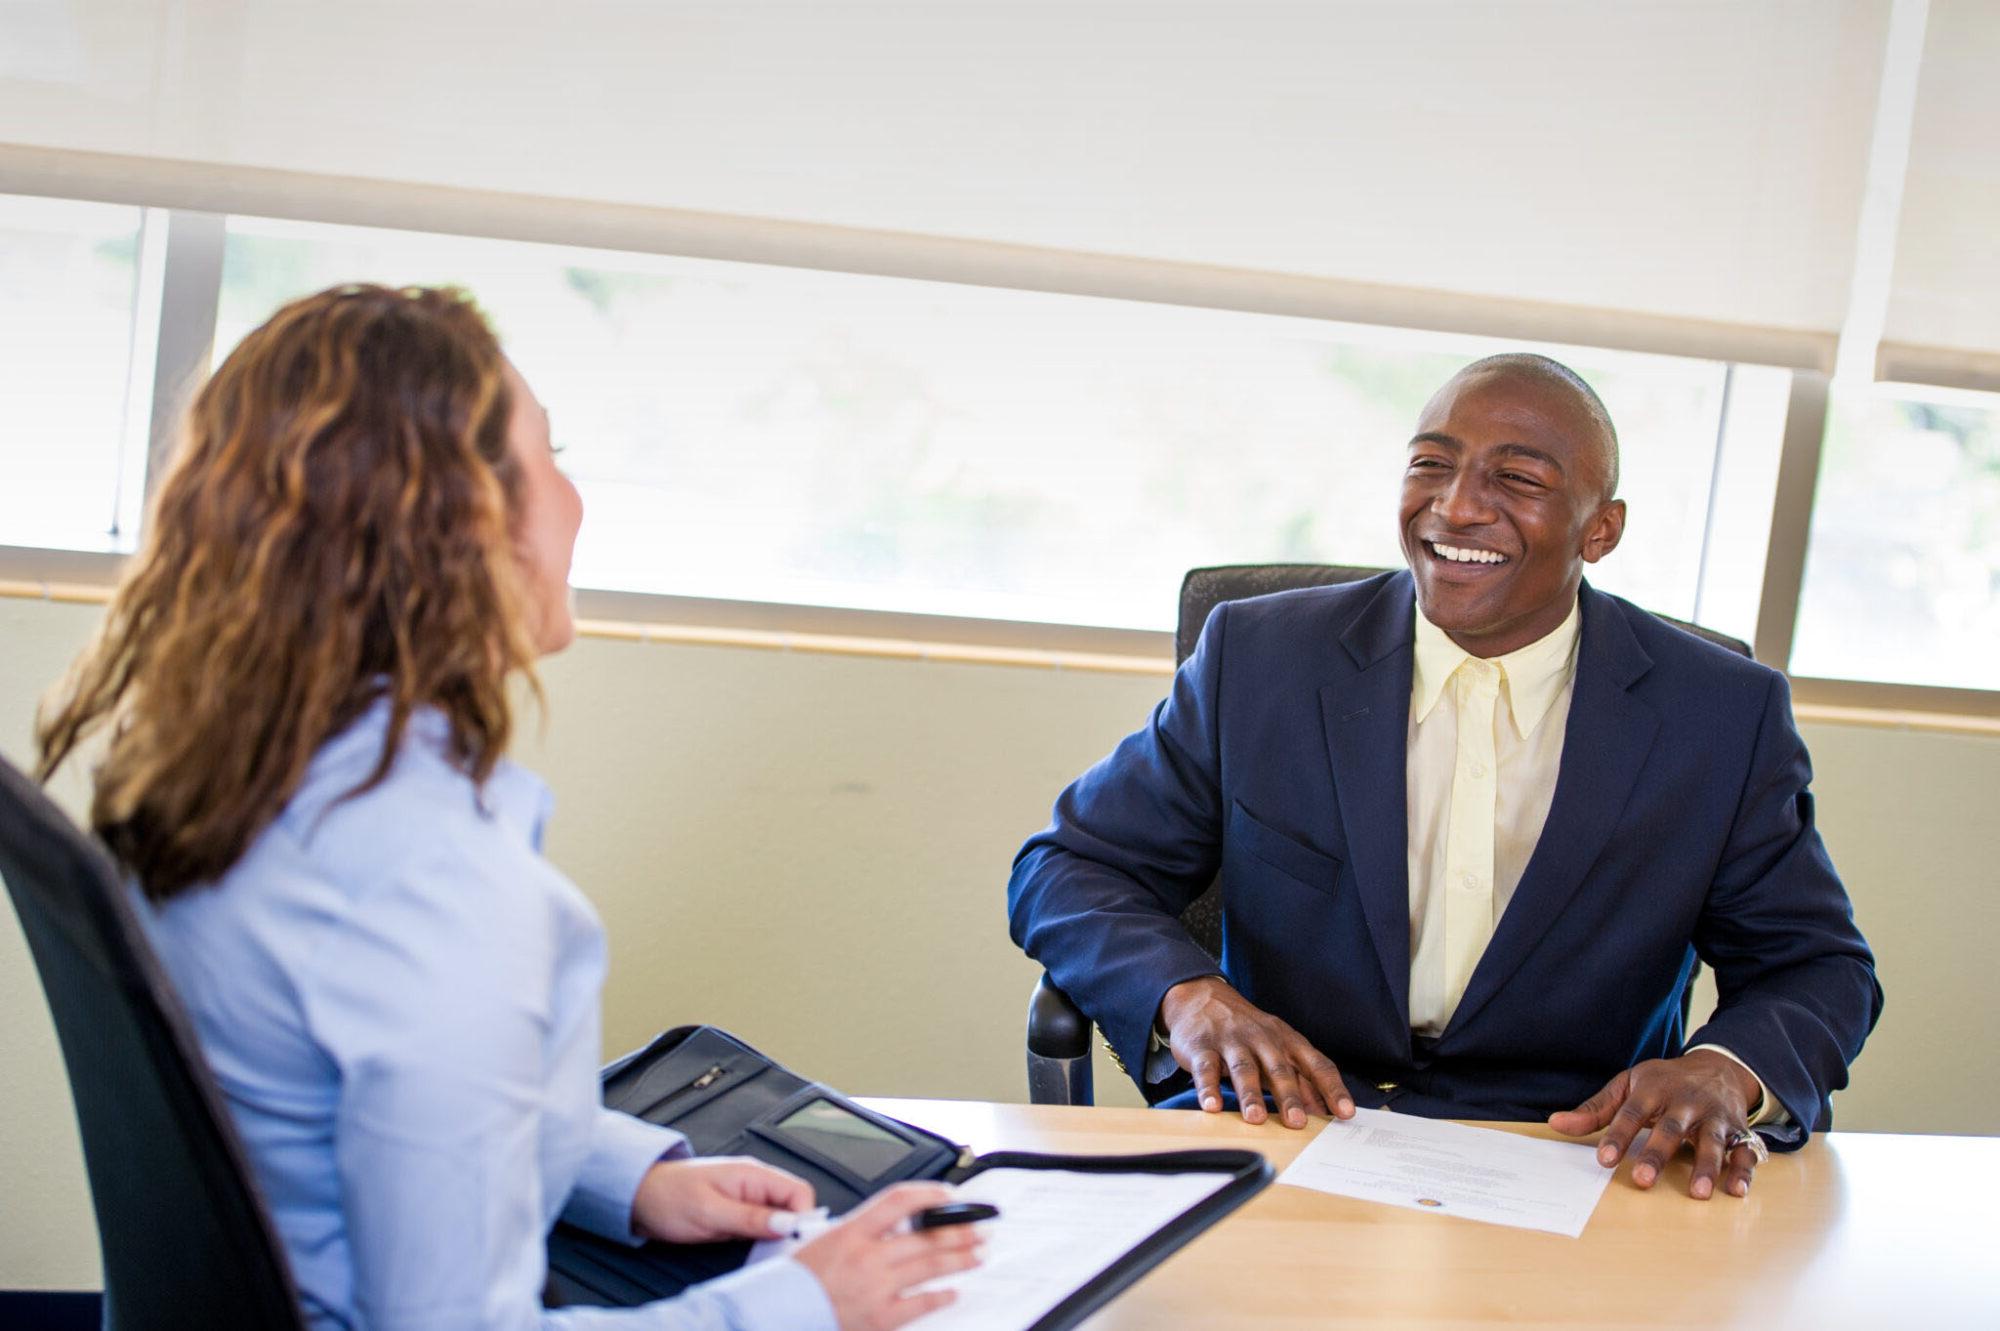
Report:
640,1063,728,1118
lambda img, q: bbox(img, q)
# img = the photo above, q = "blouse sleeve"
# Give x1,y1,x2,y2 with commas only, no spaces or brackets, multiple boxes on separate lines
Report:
299,844,835,1331
560,1107,689,1242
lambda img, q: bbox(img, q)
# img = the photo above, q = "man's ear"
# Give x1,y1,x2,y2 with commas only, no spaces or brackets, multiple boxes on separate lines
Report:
1581,499,1625,564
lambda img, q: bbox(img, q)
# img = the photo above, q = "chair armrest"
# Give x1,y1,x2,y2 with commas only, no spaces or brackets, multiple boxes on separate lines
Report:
1025,973,1094,1105
1028,974,1091,1060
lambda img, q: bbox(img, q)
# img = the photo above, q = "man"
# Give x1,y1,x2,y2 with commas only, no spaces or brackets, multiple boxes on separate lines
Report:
1008,353,1880,1200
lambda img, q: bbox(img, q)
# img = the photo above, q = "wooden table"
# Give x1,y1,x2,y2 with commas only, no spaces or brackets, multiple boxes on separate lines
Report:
861,1097,1999,1329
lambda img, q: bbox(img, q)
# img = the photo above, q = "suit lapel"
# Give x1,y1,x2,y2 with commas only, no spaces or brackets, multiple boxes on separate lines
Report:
1319,572,1416,1031
1441,585,1660,1042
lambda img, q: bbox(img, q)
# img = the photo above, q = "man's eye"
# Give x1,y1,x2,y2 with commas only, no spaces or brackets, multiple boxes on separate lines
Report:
1502,471,1543,487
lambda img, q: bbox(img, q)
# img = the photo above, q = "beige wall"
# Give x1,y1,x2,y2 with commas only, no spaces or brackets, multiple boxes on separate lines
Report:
4,593,1997,1289
1,597,105,1291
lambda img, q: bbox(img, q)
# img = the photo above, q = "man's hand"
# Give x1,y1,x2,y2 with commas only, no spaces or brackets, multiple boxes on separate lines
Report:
631,1156,815,1243
1548,1050,1765,1199
1159,976,1355,1128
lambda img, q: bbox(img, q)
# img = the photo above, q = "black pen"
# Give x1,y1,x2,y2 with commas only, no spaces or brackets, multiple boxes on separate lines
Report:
911,1202,1000,1231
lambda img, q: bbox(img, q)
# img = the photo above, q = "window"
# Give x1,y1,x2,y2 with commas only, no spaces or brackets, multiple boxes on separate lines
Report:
213,214,1738,633
0,193,157,553
11,185,1987,709
1791,384,2000,692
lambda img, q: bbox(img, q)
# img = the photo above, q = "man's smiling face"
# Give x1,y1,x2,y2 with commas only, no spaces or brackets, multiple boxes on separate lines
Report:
1398,365,1626,658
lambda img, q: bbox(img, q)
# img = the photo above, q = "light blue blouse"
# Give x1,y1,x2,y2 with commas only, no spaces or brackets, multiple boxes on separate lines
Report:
137,701,835,1331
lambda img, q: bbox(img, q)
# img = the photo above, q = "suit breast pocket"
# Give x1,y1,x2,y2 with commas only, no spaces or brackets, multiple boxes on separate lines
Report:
1227,801,1344,897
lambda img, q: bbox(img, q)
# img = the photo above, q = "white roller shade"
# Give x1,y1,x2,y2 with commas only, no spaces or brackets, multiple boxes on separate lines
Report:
0,1,1890,367
1876,0,2000,390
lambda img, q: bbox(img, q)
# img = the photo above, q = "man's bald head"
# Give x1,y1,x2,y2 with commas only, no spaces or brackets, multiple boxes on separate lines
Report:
1400,351,1630,656
1445,353,1620,502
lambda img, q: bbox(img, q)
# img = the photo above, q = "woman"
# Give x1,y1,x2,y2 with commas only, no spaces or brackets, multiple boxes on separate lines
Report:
37,284,977,1330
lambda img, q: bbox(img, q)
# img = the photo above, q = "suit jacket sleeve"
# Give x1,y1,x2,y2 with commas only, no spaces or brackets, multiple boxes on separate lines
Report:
1683,670,1883,1149
1007,601,1235,1077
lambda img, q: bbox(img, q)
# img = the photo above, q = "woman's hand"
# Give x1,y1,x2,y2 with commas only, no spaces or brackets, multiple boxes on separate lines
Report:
793,1184,985,1331
630,1156,815,1244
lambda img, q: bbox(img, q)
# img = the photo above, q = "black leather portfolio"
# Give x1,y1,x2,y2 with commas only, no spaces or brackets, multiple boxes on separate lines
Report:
545,1025,1272,1331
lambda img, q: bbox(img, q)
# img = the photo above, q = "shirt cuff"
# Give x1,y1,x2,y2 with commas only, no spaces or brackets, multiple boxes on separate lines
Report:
696,1256,838,1331
558,1107,689,1244
1687,1044,1789,1128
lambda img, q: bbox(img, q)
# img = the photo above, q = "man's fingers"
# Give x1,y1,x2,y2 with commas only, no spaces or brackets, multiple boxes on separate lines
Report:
1723,1143,1759,1198
1687,1122,1730,1200
1555,1059,1771,1199
1187,1046,1226,1113
1628,1108,1700,1193
1596,1089,1658,1169
1302,1052,1356,1119
1224,1049,1268,1124
1257,1048,1311,1129
1165,987,1350,1125
1290,1066,1330,1120
1628,1106,1697,1190
1549,1071,1629,1140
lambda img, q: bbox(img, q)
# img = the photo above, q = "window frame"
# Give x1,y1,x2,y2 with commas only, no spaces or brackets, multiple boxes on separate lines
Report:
0,154,1989,720
1748,372,1999,716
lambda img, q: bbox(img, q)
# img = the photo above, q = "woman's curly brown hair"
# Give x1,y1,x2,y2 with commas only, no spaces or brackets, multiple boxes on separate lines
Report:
37,283,542,900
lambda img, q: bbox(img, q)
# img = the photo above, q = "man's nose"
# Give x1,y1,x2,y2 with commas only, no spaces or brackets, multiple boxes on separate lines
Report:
1431,471,1495,526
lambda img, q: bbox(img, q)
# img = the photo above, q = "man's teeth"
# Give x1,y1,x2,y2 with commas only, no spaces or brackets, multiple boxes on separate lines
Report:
1433,542,1507,565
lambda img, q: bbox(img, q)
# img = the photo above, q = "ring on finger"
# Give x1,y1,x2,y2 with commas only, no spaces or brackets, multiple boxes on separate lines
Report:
1725,1128,1769,1167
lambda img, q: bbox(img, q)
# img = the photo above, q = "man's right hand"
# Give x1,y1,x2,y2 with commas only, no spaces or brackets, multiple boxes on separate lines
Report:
1159,976,1355,1129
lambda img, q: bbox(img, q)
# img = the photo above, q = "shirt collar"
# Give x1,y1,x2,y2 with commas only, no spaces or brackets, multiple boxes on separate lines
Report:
1410,595,1582,739
296,695,552,848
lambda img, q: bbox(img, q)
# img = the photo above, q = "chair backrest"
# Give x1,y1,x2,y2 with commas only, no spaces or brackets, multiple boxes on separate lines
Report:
1171,564,1752,958
0,755,306,1330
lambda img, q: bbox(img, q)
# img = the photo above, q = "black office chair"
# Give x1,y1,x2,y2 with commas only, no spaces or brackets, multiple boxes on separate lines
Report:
0,754,307,1330
1024,563,1752,1105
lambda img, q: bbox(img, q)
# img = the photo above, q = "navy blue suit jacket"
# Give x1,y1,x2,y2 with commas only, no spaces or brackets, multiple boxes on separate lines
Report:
1008,571,1880,1146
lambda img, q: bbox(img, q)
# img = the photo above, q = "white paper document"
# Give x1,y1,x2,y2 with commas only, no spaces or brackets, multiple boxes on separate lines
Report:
902,1168,1230,1331
1278,1108,1612,1237
754,1167,1231,1331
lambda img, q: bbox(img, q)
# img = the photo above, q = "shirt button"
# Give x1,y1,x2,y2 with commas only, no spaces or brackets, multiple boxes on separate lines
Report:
1470,762,1488,778
1461,872,1480,889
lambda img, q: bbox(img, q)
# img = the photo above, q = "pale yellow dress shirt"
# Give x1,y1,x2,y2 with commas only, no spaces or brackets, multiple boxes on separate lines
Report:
1406,598,1580,1036
1405,597,1777,1123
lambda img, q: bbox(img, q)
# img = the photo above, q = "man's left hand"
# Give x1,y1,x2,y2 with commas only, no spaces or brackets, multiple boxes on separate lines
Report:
1548,1050,1764,1200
